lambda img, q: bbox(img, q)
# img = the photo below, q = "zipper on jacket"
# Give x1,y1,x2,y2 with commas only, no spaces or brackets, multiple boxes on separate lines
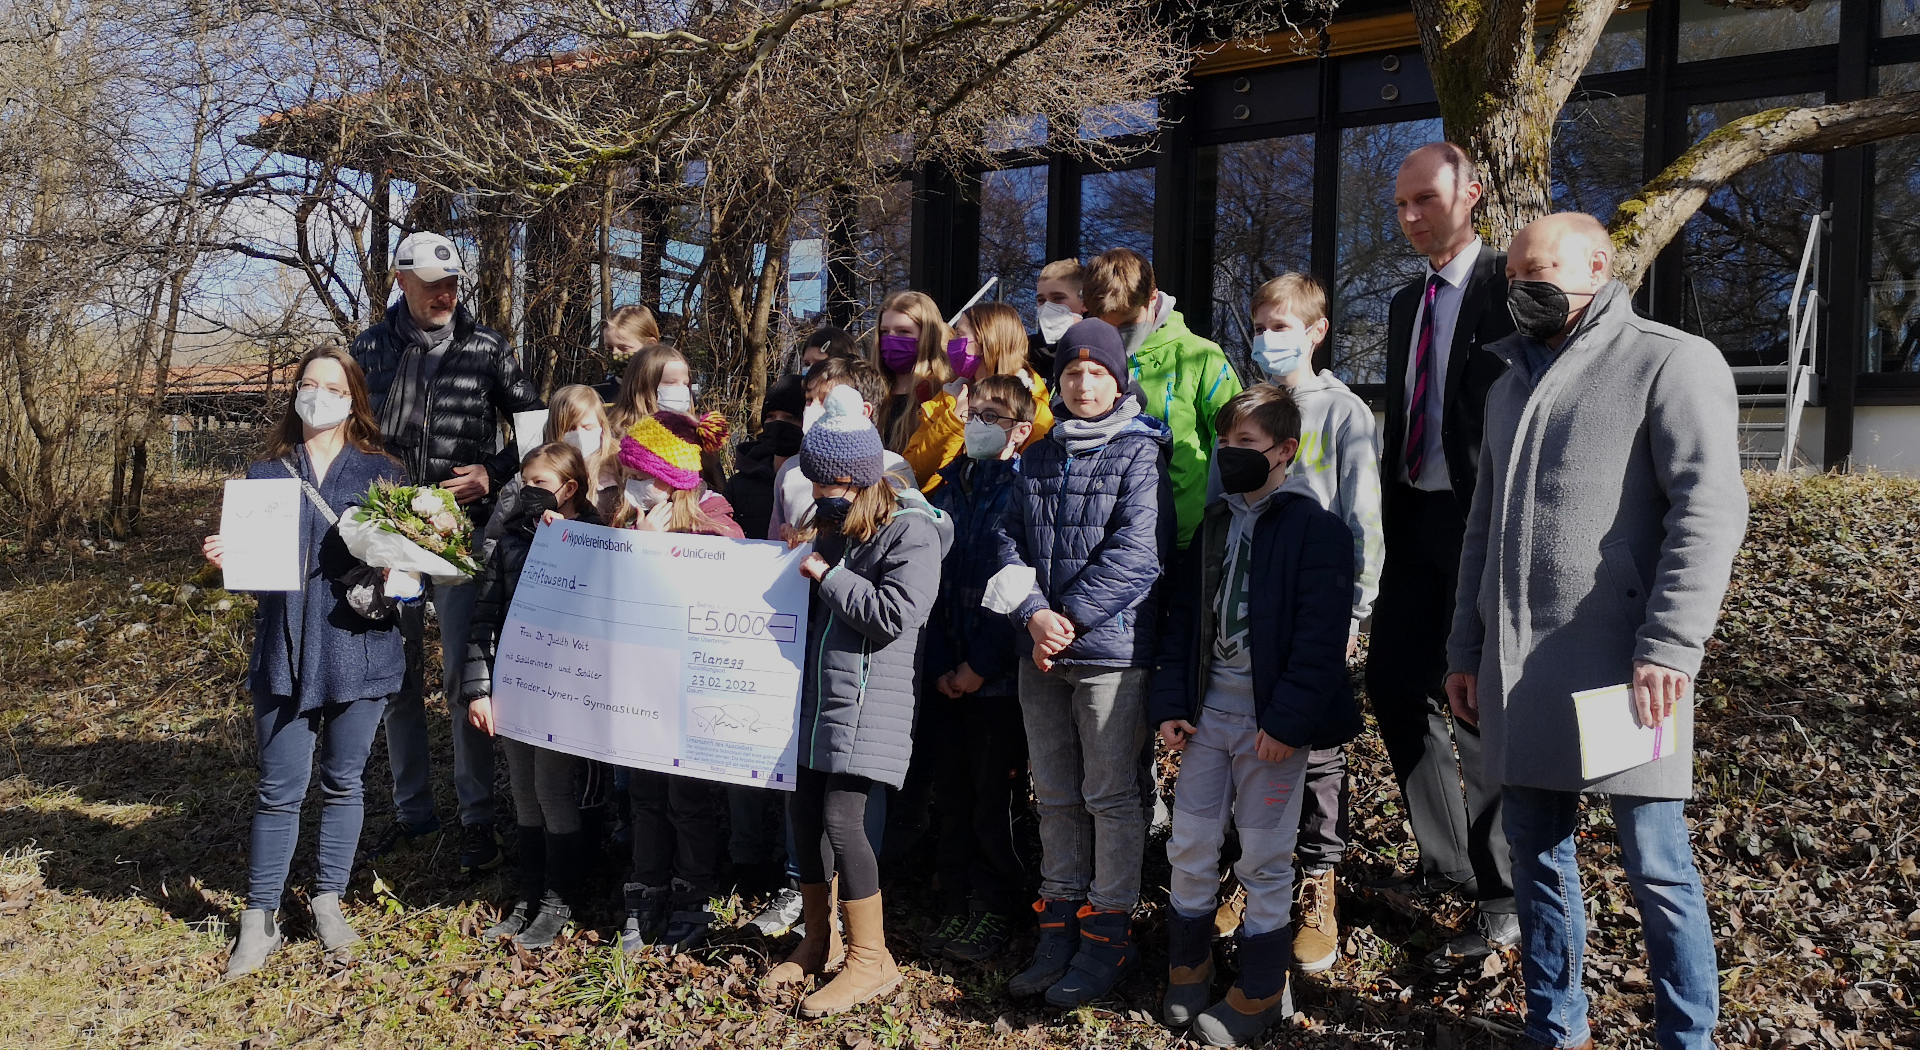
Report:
808,611,834,767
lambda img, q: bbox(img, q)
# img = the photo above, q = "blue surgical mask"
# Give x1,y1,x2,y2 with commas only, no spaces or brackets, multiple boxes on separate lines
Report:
1253,329,1312,377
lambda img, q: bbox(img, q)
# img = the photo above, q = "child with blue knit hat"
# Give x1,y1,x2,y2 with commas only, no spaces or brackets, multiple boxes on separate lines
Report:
768,384,950,1020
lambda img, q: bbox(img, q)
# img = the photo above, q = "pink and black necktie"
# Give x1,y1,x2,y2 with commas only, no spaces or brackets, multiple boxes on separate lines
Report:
1404,273,1444,482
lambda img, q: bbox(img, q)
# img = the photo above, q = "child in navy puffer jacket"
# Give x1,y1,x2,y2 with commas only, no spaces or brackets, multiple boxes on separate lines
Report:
991,318,1173,1008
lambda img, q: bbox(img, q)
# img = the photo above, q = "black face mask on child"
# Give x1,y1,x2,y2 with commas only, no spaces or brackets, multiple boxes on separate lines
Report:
812,495,853,528
516,483,559,520
1215,444,1281,495
763,419,804,458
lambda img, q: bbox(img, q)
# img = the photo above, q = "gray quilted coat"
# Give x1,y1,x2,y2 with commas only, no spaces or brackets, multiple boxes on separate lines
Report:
798,504,952,789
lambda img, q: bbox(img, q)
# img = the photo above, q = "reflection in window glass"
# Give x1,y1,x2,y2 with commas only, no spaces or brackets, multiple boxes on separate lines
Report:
1680,94,1825,366
987,115,1048,152
978,166,1050,329
1080,99,1158,140
1584,8,1648,74
1081,167,1156,260
855,181,913,325
1334,119,1441,385
1200,135,1314,377
1552,93,1646,221
1677,0,1838,62
1886,0,1920,36
1868,65,1920,372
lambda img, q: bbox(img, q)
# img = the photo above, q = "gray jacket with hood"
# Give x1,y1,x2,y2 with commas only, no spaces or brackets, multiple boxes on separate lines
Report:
798,503,952,789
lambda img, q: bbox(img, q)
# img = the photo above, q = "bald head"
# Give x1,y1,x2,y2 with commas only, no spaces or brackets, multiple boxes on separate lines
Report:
1394,143,1483,267
1505,212,1614,344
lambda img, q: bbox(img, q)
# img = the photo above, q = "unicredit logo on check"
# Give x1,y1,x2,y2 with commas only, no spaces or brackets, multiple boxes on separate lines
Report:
670,546,726,561
559,528,634,553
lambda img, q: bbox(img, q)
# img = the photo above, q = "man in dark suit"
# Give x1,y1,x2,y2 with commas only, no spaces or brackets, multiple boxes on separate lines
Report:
1366,142,1518,970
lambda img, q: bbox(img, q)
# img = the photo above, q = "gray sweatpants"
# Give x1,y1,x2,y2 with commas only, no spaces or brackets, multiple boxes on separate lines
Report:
1019,662,1151,914
1167,708,1311,937
501,736,583,834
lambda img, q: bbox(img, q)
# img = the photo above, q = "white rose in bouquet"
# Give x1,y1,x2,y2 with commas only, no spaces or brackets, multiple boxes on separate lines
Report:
410,491,446,516
429,512,458,533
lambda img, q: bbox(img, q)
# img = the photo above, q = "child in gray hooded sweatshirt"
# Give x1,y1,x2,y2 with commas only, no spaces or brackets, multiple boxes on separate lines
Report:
1246,274,1382,975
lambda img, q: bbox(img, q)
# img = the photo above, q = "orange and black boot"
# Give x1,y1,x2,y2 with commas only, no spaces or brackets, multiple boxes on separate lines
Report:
1008,898,1082,997
1044,906,1138,1007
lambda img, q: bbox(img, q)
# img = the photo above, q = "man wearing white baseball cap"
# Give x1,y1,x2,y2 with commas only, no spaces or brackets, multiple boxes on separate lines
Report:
353,230,544,876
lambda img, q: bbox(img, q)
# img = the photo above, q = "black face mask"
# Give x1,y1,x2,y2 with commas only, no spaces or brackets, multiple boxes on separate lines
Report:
812,495,853,528
514,483,559,526
1507,280,1591,342
763,419,803,458
1216,444,1280,495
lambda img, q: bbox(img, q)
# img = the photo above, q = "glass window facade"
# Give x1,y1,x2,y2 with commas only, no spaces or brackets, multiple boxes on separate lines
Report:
1552,93,1647,219
1199,135,1315,375
978,165,1050,327
1677,0,1840,62
1334,119,1441,386
1678,94,1826,365
1868,64,1920,373
1886,0,1920,35
1080,166,1156,260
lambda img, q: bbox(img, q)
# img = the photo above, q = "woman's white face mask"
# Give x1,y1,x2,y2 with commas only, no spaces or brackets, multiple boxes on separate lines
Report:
295,387,352,430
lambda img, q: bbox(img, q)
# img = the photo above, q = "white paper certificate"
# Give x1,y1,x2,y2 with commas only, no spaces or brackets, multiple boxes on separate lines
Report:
219,479,303,592
490,520,812,791
513,409,551,465
1573,682,1678,780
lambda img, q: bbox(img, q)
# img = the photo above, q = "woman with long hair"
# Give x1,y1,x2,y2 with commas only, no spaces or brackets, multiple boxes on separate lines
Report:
200,346,407,979
871,291,955,454
902,300,1056,491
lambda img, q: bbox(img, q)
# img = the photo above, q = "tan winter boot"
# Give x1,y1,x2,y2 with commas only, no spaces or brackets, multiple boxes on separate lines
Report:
1292,868,1339,974
799,891,901,1018
763,881,844,990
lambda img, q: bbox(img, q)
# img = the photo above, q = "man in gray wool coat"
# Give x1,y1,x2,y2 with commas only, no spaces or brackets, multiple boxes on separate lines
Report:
1445,212,1748,1050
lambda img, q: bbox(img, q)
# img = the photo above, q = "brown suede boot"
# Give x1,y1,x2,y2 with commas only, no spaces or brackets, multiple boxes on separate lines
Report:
1292,868,1339,974
798,891,901,1018
763,882,844,990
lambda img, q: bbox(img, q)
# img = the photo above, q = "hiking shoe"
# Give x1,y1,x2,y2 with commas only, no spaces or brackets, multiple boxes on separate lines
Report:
944,908,1014,963
366,817,442,861
459,824,505,876
921,911,969,956
1423,907,1519,974
1293,867,1338,974
620,882,671,953
747,884,805,937
1043,906,1138,1008
1008,898,1082,997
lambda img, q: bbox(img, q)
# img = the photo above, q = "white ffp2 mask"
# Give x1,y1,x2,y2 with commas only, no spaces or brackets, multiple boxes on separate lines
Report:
295,388,352,430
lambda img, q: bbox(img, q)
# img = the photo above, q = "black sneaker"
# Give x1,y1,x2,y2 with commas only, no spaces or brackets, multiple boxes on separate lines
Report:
921,911,969,956
1423,907,1521,974
1362,869,1475,902
943,908,1013,963
366,817,442,861
654,881,715,955
459,824,505,876
620,882,670,953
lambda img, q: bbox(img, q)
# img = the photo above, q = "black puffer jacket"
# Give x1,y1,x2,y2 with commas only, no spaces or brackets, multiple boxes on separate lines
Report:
352,301,543,517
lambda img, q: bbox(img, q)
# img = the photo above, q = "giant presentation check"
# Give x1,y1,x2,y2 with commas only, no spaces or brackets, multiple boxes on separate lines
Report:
490,519,812,791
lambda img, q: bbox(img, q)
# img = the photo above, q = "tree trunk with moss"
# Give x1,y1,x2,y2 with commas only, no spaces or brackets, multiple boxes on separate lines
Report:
1410,0,1920,290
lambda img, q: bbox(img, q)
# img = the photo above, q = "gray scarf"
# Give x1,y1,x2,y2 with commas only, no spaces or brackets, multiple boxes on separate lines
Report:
1051,394,1142,455
377,305,456,458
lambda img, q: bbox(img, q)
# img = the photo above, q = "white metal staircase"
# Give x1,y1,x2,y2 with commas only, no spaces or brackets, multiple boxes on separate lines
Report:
1735,211,1825,473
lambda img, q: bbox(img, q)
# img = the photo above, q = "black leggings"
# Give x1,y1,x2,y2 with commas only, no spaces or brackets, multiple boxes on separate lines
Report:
788,767,880,901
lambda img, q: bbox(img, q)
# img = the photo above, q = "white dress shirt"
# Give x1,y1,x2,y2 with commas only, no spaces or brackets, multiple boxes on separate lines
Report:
1402,237,1483,491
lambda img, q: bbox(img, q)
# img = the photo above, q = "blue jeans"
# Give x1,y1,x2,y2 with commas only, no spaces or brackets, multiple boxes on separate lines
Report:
1019,662,1150,913
1504,786,1719,1050
384,580,492,827
250,695,388,911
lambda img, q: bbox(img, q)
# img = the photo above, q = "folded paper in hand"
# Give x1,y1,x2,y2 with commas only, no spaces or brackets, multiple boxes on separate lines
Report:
982,564,1037,616
1573,683,1677,780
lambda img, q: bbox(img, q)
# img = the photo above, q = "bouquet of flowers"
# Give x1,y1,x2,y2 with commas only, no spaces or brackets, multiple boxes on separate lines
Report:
337,481,482,595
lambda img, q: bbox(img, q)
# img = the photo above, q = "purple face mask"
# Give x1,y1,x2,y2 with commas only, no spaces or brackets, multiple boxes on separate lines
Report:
946,337,980,379
878,333,919,373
